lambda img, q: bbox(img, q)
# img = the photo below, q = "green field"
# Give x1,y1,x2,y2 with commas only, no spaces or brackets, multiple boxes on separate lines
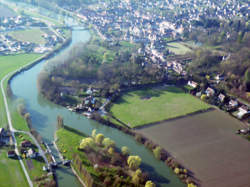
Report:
8,29,46,45
110,86,210,127
167,42,194,55
0,54,42,129
0,147,28,187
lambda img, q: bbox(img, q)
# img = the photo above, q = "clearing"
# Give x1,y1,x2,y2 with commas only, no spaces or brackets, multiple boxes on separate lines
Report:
110,86,210,128
137,109,250,187
166,41,197,55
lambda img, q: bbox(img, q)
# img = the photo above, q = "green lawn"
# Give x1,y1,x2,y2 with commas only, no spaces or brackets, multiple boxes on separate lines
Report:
0,54,42,129
110,86,210,127
8,29,46,45
0,147,28,187
167,42,192,55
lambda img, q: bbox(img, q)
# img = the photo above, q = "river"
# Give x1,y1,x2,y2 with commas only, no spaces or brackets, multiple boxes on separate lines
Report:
9,21,184,187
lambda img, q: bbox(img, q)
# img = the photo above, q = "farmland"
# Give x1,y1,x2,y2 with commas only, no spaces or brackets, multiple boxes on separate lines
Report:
137,109,250,187
8,29,46,45
0,147,28,187
110,86,210,128
166,41,197,55
0,54,42,129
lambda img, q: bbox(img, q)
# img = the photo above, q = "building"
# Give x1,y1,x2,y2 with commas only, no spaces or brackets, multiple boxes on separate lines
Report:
205,87,215,97
21,140,32,148
237,105,249,119
187,81,198,88
27,148,38,158
218,93,226,103
7,150,16,158
229,99,238,108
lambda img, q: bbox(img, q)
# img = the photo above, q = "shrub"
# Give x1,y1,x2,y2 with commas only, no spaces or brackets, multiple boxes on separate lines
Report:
103,138,115,148
153,146,162,160
127,155,142,170
121,146,129,156
145,180,156,187
95,133,104,145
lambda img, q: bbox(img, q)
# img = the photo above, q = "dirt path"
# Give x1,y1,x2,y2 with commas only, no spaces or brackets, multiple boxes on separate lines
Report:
137,109,250,187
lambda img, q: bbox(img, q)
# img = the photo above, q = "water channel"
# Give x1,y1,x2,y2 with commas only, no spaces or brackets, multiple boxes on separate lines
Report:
9,19,184,187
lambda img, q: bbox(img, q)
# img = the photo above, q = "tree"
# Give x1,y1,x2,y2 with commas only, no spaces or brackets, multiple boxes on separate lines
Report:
79,137,95,150
103,138,115,148
127,155,142,170
153,146,162,160
91,129,97,138
200,94,207,101
57,115,64,129
95,133,104,145
108,147,114,155
244,69,250,91
121,146,129,156
145,181,156,187
132,169,142,185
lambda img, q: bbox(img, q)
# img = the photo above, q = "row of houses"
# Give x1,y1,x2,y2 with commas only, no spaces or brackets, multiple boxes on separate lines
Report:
187,81,250,120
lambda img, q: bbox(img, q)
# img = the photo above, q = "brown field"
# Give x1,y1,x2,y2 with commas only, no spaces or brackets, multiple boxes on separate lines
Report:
137,109,250,187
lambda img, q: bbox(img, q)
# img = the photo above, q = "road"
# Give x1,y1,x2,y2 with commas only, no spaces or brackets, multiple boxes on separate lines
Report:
1,72,33,187
0,55,48,187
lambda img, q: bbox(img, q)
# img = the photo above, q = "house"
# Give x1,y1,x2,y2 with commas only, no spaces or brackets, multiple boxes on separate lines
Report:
229,99,238,108
0,128,6,140
7,150,16,158
27,148,38,158
237,105,249,119
21,140,32,147
218,93,226,103
215,74,224,81
187,81,198,88
205,87,215,97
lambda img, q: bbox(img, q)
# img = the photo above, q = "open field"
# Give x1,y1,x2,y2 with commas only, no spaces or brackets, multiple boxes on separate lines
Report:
166,41,200,55
110,86,210,127
0,147,28,187
137,109,250,187
0,4,17,18
8,29,46,45
0,54,42,129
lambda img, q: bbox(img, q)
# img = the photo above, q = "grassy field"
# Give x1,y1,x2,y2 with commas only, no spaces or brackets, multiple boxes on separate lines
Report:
110,86,210,127
8,29,46,45
56,127,100,181
0,147,28,187
0,54,42,129
167,41,194,55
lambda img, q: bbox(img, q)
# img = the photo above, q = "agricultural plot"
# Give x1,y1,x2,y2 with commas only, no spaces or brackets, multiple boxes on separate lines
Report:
137,110,250,187
0,54,42,128
8,29,46,45
110,86,210,128
0,147,28,187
